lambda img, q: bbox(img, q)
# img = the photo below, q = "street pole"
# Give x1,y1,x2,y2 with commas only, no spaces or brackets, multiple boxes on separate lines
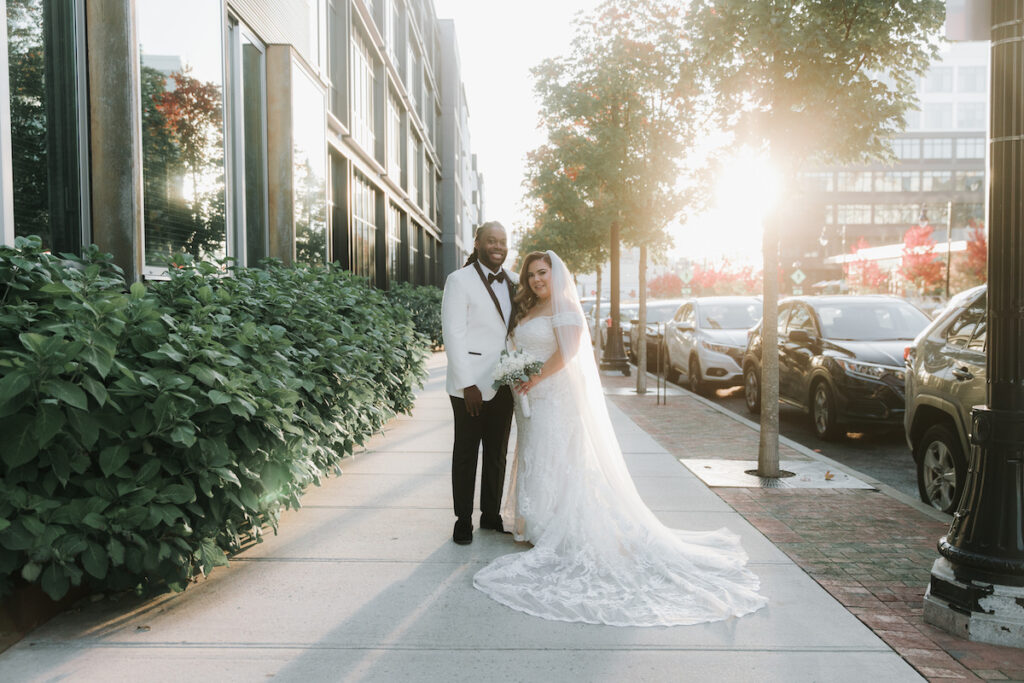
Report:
924,2,1024,648
600,220,630,375
946,199,953,299
757,195,780,478
637,243,648,394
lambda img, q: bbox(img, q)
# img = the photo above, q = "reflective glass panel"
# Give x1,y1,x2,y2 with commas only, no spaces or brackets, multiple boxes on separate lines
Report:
138,0,226,268
292,62,327,264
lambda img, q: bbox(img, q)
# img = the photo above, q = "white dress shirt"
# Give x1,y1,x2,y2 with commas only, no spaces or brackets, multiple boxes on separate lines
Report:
483,264,512,325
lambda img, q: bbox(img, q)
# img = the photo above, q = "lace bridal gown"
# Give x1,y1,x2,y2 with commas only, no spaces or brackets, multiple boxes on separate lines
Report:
472,253,768,627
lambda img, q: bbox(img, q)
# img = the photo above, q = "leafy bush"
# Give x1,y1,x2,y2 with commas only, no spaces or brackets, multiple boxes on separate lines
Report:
387,282,443,350
0,237,427,600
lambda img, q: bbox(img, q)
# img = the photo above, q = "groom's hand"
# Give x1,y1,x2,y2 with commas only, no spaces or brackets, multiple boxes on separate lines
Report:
463,385,483,416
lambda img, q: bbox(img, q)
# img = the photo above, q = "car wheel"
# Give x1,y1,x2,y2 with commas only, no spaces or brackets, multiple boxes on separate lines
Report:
689,356,709,396
744,365,760,414
915,424,968,514
663,344,680,383
811,380,843,441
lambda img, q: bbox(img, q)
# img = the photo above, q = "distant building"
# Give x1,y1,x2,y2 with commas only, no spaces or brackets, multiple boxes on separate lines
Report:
0,0,482,288
787,41,988,291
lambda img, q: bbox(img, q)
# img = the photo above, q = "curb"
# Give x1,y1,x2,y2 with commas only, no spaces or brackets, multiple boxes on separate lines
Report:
633,368,954,525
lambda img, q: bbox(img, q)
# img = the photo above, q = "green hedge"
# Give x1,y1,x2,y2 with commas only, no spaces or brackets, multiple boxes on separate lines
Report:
0,236,427,600
387,282,443,350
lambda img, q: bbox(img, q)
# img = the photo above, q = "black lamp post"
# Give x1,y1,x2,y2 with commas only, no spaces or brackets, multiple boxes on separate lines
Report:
600,220,631,375
923,1,1024,647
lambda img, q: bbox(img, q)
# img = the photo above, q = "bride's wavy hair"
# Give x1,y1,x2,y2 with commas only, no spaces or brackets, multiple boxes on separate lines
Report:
512,251,551,329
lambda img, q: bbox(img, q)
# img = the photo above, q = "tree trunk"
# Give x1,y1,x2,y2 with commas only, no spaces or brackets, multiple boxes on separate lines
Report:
758,193,781,478
594,266,603,352
637,244,648,394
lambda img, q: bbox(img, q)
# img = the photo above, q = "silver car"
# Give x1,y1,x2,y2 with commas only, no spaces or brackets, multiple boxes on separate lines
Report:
664,296,762,395
904,285,987,514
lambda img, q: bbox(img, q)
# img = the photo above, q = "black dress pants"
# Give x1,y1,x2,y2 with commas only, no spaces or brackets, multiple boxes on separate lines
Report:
449,385,514,524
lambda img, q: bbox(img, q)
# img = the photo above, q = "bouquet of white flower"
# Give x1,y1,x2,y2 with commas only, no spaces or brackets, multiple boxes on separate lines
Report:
492,349,544,417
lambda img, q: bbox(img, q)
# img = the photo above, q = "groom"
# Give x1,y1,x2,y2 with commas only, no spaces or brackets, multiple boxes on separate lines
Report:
441,221,516,545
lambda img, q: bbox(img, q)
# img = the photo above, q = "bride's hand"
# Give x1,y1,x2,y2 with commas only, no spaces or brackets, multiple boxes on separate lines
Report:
516,374,541,394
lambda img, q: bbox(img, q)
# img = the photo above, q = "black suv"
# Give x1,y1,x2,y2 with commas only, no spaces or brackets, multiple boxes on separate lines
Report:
743,296,931,440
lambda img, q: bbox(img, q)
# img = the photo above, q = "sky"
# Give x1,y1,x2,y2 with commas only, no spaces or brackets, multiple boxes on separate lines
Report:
432,0,767,267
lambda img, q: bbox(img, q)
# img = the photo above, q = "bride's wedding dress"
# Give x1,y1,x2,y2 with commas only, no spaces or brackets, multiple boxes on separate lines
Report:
472,252,767,627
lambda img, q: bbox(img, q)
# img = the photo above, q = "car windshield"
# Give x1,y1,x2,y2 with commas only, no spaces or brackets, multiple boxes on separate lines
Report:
643,303,680,323
815,300,931,341
699,302,762,329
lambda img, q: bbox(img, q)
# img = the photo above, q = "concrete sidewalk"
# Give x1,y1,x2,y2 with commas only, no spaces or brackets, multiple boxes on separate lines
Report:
0,355,920,682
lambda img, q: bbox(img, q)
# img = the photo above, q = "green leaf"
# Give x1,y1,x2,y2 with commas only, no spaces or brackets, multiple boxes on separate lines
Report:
67,408,100,448
21,562,42,582
81,542,109,579
34,403,65,447
99,444,130,477
4,424,39,468
107,537,125,566
169,424,197,447
80,376,109,407
189,364,225,388
162,483,196,505
18,332,47,354
130,281,147,300
207,389,232,405
0,369,31,404
40,282,73,295
42,379,89,411
82,512,107,530
21,516,45,537
80,346,113,379
212,467,241,488
40,564,70,600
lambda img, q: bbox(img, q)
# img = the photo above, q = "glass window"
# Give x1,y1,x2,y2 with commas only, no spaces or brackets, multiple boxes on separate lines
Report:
699,301,762,330
228,21,268,266
925,66,953,93
818,301,930,341
837,171,872,192
351,172,375,279
875,172,920,192
958,66,986,93
923,103,953,130
800,172,834,193
138,0,226,270
408,221,418,283
923,138,954,159
956,171,984,193
786,305,817,335
956,137,985,159
837,204,872,224
386,92,401,177
776,304,791,336
874,204,920,224
408,132,419,204
350,27,375,154
957,102,986,131
947,293,986,349
922,171,953,192
291,62,327,264
7,0,86,253
386,202,400,283
892,138,921,159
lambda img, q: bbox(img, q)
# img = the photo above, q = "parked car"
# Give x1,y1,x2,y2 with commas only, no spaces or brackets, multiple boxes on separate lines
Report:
662,296,762,395
628,299,687,365
588,302,639,350
904,285,986,513
742,295,931,440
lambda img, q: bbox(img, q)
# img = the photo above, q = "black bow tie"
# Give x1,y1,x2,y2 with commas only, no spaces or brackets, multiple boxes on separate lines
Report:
487,271,506,285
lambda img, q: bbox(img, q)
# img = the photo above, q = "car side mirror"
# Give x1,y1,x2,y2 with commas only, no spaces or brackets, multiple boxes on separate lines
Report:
788,329,813,344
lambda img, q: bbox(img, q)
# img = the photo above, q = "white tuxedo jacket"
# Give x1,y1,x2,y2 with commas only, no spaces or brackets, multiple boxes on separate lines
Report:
442,263,517,400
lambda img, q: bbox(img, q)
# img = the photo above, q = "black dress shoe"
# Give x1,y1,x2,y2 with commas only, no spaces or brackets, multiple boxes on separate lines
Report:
453,520,472,545
480,517,510,534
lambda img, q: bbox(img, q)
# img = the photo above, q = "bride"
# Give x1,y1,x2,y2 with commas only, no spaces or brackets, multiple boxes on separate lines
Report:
472,250,768,627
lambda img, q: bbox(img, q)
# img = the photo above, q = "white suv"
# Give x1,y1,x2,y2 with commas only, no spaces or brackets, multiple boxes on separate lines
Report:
663,297,762,395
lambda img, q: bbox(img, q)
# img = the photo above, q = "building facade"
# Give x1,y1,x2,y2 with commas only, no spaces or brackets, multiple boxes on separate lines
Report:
1,0,481,288
788,41,988,289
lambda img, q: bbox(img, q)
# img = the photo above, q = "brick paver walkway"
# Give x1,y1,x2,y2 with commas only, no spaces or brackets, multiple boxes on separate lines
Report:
602,370,1024,683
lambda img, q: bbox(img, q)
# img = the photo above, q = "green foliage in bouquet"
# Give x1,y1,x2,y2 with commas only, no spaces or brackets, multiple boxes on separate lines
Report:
0,236,427,601
386,282,443,350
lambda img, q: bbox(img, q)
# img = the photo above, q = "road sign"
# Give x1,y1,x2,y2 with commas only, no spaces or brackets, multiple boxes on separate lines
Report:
792,287,803,295
681,286,691,296
791,269,806,285
680,265,694,284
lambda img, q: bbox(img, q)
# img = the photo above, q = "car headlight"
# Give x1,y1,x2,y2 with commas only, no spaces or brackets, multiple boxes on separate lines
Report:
836,358,905,382
701,339,738,355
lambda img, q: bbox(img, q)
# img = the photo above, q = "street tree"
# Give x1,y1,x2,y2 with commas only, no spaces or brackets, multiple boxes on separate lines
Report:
844,238,889,294
526,0,704,389
900,224,943,296
688,0,943,476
